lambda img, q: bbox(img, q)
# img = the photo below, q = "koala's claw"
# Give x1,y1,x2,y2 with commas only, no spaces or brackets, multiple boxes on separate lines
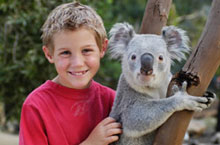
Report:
203,91,216,106
181,81,187,92
172,84,179,94
203,91,216,98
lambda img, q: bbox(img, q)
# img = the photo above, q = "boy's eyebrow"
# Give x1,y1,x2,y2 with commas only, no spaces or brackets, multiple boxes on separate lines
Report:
57,47,69,51
82,44,97,48
57,44,98,51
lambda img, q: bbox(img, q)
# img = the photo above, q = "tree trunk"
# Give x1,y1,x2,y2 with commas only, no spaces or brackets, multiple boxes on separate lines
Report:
139,0,172,34
153,0,220,145
216,103,220,132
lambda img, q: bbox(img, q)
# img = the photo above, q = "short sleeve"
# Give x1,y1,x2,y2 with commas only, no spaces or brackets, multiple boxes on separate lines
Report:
19,104,48,145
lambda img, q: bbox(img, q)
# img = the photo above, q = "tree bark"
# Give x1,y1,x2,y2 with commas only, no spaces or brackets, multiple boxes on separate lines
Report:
153,1,220,145
139,0,172,34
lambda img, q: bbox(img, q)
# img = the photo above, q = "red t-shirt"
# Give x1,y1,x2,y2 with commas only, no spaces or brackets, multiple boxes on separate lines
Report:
19,80,115,145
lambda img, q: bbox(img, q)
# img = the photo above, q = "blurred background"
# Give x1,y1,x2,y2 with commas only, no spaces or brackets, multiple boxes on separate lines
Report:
0,0,219,144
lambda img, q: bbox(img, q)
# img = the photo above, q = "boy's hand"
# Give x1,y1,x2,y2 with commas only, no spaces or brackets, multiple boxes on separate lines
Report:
81,117,122,145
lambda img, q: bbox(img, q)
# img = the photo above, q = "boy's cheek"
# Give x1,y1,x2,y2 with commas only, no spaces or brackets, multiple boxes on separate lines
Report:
55,60,68,69
88,56,101,65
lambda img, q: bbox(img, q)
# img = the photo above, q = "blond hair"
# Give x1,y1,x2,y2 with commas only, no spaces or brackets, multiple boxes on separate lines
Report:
41,1,107,53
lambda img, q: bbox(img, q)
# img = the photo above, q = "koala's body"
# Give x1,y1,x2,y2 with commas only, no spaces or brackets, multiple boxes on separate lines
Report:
108,23,214,145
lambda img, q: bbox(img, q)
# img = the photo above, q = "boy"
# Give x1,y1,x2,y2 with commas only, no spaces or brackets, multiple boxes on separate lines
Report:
19,2,122,145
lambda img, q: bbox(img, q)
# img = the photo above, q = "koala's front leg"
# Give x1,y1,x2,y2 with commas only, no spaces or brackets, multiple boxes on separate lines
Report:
172,81,216,112
122,82,215,138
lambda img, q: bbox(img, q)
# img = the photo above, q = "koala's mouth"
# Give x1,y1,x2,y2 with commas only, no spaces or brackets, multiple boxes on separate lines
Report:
138,72,155,82
140,68,153,76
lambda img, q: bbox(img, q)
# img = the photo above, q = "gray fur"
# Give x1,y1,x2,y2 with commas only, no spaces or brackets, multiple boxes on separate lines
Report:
108,22,215,145
108,23,135,60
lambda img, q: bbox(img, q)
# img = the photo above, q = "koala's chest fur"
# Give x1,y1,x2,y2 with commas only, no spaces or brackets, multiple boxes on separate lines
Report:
110,75,160,145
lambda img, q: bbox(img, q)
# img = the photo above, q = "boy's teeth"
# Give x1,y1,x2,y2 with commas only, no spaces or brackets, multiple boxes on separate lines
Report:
74,72,84,75
71,71,87,76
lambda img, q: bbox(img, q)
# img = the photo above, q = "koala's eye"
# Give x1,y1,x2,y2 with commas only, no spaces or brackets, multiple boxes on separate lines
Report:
159,55,164,61
131,54,136,60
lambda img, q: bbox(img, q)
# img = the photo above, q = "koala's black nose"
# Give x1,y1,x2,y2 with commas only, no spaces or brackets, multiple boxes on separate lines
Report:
140,53,154,75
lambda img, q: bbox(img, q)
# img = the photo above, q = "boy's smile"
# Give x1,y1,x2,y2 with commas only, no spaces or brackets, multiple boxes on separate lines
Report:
69,70,88,76
43,28,107,89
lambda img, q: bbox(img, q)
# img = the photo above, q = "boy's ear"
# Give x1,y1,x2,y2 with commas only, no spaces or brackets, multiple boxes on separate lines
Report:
42,46,54,63
100,39,108,58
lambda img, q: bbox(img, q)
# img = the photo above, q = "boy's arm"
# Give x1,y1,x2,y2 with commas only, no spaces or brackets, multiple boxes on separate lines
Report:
80,117,122,145
19,104,48,145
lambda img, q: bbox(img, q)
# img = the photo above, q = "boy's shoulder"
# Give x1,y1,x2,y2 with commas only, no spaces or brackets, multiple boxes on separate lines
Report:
92,81,116,106
23,80,55,106
92,81,115,95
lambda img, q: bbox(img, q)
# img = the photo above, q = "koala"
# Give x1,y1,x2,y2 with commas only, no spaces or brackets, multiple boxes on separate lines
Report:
108,22,215,145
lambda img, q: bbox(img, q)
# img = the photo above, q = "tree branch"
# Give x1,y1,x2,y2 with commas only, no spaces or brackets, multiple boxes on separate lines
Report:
139,0,172,34
153,1,220,144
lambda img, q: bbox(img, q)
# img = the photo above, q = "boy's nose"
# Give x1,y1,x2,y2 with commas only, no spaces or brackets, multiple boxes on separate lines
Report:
70,55,84,67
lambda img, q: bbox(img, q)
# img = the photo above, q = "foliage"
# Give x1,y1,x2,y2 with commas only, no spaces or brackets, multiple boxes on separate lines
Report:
0,0,217,122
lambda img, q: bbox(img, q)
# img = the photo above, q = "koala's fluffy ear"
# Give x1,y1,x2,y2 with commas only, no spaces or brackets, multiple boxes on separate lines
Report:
162,26,190,62
108,22,136,60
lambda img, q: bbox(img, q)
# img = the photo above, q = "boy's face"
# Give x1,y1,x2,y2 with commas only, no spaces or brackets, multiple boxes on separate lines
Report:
43,28,107,89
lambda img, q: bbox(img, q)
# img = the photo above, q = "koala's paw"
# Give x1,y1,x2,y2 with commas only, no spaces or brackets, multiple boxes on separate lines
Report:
174,81,213,112
171,81,187,95
202,91,216,107
183,95,210,112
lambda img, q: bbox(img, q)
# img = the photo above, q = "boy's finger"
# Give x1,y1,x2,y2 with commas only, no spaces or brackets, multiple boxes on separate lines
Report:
106,135,119,144
107,128,122,137
106,122,121,129
101,117,116,125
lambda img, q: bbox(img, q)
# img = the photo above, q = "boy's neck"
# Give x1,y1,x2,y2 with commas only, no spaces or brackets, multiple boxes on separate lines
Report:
52,76,59,84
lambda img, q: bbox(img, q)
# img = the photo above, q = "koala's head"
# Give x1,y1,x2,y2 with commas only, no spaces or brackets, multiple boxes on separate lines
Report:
108,23,190,94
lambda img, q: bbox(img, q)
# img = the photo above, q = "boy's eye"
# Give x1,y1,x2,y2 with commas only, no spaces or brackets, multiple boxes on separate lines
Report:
82,49,93,54
60,51,71,55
